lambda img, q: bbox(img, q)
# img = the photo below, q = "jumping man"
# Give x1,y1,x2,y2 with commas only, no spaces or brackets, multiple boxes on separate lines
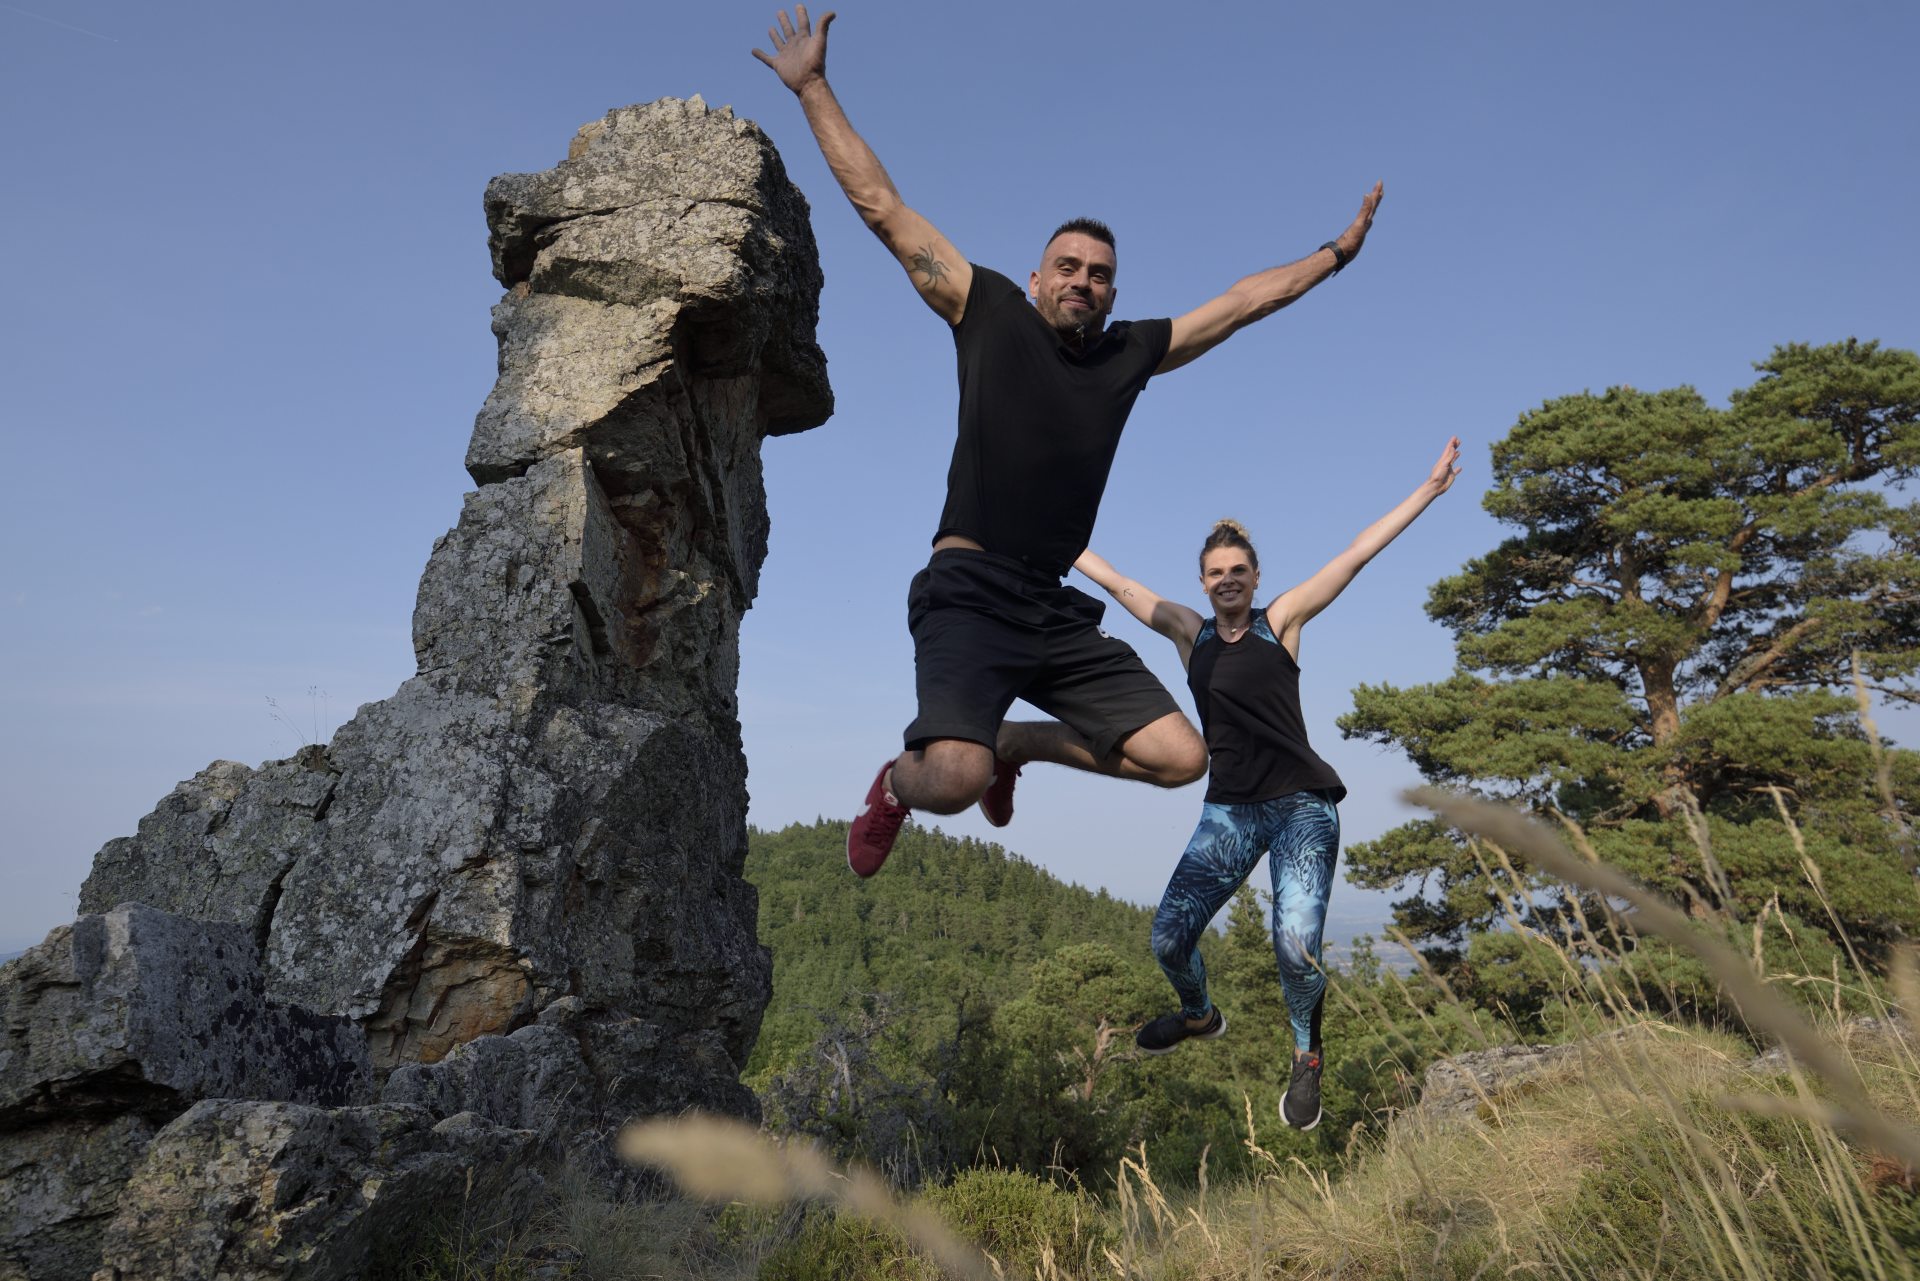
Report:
753,7,1384,876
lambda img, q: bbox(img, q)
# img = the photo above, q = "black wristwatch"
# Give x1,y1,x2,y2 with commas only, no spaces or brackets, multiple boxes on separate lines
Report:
1319,240,1348,274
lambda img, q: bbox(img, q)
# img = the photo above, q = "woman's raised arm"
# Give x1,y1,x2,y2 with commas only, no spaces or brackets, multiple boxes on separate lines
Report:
1266,436,1461,650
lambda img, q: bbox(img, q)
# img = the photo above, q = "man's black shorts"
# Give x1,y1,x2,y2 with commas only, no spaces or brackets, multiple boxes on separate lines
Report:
903,547,1181,759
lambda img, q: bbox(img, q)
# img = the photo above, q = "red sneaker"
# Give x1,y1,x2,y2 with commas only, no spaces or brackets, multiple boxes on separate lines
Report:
848,759,909,877
977,757,1020,828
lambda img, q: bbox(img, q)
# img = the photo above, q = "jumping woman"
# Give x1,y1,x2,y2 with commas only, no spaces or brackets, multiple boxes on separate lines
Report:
1074,436,1460,1129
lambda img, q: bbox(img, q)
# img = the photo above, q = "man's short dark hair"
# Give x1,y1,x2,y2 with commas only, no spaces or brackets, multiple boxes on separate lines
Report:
1046,217,1115,252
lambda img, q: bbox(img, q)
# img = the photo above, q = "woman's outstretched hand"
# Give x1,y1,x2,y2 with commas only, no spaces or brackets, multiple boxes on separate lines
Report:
1428,435,1462,494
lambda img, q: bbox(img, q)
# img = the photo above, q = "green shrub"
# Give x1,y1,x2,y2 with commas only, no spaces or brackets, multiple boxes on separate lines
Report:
922,1167,1110,1273
757,1206,930,1281
1542,1086,1920,1277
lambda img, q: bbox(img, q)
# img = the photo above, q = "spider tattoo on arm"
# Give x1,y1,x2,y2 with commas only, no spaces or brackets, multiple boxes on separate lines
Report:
909,245,950,290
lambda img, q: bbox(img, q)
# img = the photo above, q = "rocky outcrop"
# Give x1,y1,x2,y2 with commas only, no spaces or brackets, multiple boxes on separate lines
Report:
7,95,832,1279
1412,1042,1590,1123
0,907,369,1281
1746,1015,1911,1074
94,1102,541,1281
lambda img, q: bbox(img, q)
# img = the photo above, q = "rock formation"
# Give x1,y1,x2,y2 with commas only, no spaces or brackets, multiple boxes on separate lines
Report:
0,907,370,1280
2,96,831,1280
1411,1041,1594,1124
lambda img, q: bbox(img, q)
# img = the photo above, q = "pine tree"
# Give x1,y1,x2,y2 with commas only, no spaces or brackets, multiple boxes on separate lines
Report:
1208,886,1290,1085
1339,340,1920,959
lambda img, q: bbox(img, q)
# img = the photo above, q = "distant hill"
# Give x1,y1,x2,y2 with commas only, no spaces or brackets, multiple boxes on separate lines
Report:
744,820,1158,1077
745,822,1408,1080
744,820,1439,1187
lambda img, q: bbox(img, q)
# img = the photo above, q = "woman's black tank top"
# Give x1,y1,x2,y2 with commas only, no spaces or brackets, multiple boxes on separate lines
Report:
1186,612,1347,805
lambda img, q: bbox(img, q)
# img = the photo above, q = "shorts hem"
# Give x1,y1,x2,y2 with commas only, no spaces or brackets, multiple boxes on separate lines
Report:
903,722,999,754
1086,699,1183,762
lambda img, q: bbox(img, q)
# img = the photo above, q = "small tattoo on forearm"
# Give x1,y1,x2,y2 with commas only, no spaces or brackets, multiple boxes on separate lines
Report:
1120,587,1136,598
910,245,949,289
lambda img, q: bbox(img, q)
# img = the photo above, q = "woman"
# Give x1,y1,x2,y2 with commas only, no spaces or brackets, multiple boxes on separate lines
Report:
1074,437,1460,1130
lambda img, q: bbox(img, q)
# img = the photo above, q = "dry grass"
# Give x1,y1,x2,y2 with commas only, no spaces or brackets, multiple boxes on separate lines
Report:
599,1012,1916,1279
1120,1018,1915,1281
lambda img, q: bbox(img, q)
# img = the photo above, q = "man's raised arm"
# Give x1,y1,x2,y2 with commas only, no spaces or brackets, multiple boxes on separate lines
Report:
754,7,972,325
1156,182,1383,375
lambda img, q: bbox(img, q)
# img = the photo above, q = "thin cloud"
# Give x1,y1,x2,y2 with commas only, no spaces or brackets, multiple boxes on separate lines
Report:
0,2,118,43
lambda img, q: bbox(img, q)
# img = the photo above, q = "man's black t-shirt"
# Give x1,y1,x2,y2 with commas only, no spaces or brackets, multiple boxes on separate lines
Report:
934,266,1172,578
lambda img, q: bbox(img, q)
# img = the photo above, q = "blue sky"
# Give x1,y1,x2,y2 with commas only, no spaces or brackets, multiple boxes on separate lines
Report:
2,0,1916,952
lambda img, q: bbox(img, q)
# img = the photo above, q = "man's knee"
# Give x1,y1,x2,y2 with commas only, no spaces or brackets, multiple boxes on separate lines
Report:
895,742,993,813
1148,731,1208,788
1160,740,1208,788
1120,715,1208,788
915,778,987,814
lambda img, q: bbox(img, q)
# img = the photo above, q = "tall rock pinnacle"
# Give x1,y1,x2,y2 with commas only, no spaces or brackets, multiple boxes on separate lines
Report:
4,96,833,1281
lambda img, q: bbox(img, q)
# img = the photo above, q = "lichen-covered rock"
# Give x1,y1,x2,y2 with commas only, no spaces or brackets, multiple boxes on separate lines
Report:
0,908,370,1279
92,1101,541,1281
481,95,828,437
0,906,370,1120
80,748,335,938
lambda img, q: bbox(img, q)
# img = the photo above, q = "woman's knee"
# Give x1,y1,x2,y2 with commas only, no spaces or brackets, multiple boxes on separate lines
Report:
1274,929,1318,977
1150,916,1194,969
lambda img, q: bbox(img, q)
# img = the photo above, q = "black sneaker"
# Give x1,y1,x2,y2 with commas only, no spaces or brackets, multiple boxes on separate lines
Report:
1134,1007,1226,1056
1282,1051,1323,1130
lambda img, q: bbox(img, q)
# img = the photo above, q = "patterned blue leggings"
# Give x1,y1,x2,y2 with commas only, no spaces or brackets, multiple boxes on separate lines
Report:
1149,791,1340,1053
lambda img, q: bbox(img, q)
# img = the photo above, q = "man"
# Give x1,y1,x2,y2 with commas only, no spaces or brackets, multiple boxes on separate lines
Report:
753,7,1382,877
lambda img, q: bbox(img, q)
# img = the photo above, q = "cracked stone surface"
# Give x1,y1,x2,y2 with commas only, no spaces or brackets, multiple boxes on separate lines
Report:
92,1102,542,1281
0,907,369,1281
11,95,833,1278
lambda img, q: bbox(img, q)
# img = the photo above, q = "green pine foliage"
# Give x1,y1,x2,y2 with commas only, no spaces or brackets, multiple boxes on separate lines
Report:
1339,339,1920,969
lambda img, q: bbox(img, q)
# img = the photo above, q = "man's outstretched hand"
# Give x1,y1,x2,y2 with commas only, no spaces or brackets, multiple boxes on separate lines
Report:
752,6,835,95
1333,181,1385,264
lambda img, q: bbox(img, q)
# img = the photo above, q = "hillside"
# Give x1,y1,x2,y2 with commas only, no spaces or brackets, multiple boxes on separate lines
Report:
743,820,1161,1078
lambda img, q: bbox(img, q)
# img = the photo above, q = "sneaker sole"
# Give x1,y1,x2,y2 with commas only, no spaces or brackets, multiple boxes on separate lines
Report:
1280,1093,1322,1131
1135,1011,1227,1056
846,833,890,878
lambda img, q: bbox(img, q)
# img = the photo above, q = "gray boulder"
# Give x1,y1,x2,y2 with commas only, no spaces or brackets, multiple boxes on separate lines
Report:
92,1102,541,1281
0,1117,158,1281
0,905,370,1121
0,907,369,1281
1412,1042,1588,1123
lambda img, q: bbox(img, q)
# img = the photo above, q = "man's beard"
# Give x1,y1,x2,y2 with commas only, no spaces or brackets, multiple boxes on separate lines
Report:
1042,294,1106,345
